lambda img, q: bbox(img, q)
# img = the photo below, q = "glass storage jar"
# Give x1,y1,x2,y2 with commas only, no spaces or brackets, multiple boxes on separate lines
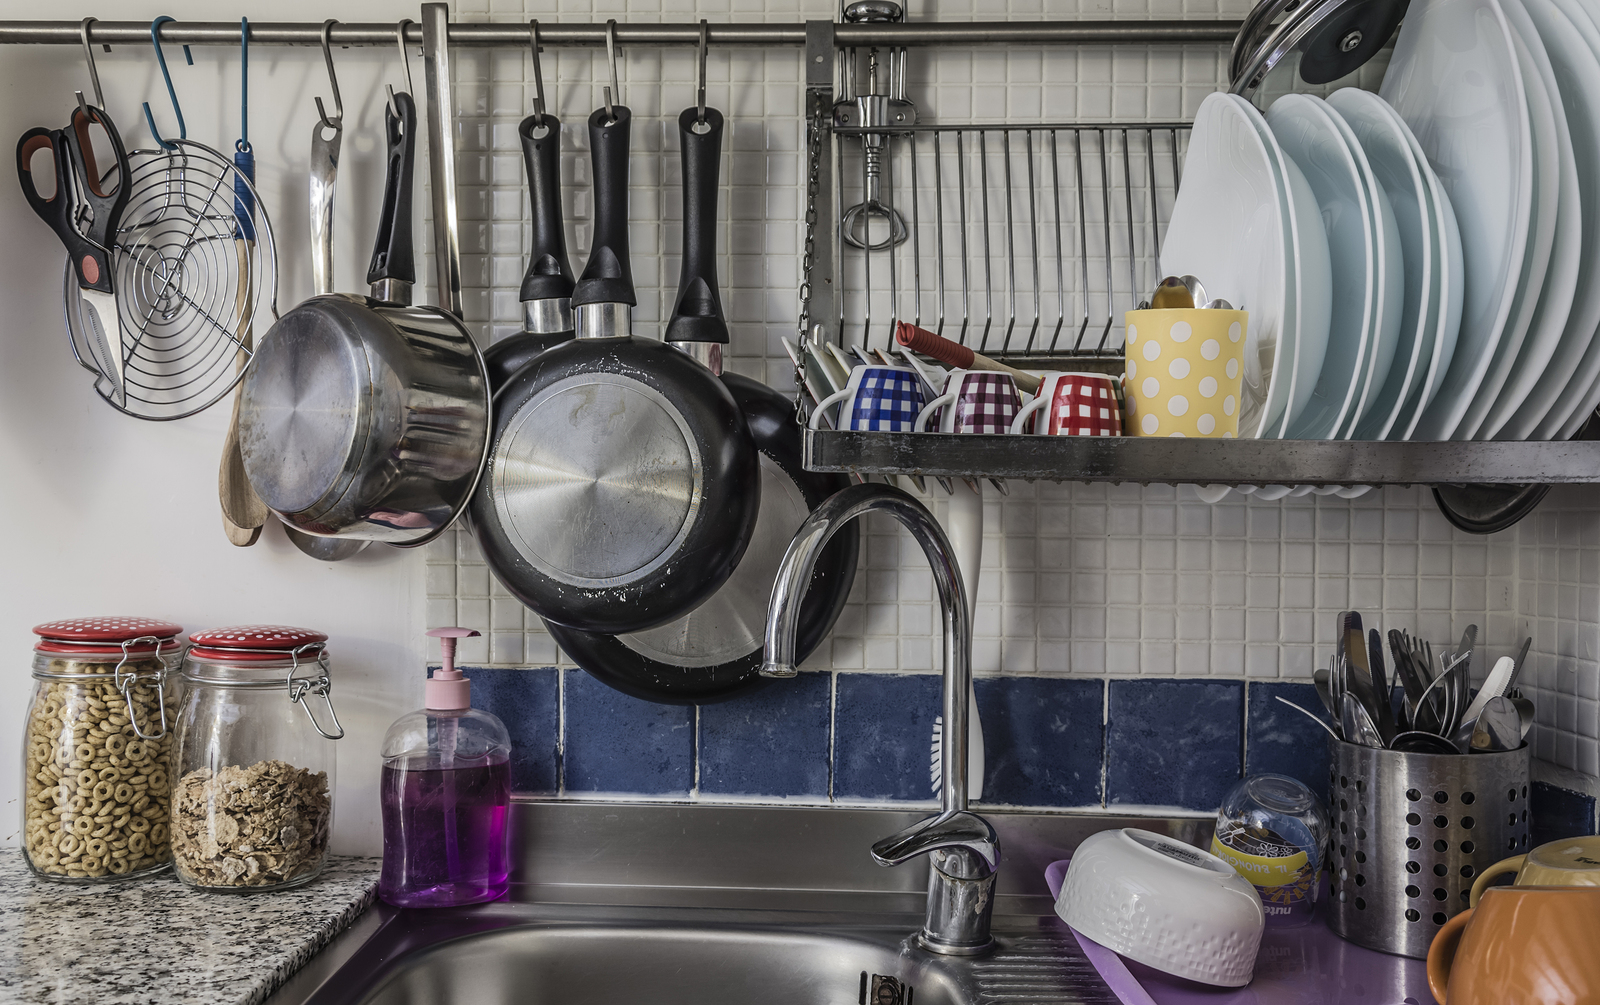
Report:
22,617,184,882
171,625,343,892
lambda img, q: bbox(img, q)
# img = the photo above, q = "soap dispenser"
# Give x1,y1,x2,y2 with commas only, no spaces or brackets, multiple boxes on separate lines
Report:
379,628,512,907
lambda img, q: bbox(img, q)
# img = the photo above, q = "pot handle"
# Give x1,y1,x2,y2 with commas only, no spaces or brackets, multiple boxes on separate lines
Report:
572,104,635,308
366,90,417,290
1469,854,1525,907
1427,907,1473,1005
517,112,575,303
665,105,726,344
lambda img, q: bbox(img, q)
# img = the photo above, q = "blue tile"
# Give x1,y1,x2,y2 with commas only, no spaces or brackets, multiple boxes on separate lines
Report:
975,677,1104,807
1532,781,1598,846
1246,681,1334,803
699,672,832,798
460,667,560,794
1107,679,1243,811
564,670,694,795
834,673,943,801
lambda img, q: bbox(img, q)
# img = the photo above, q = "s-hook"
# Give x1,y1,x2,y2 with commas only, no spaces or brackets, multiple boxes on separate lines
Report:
142,15,193,152
603,19,621,122
528,20,548,128
78,18,105,115
315,19,343,131
389,18,416,116
235,17,256,244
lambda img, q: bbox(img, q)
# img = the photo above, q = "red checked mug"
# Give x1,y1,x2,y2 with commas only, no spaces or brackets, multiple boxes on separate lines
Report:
1009,372,1122,436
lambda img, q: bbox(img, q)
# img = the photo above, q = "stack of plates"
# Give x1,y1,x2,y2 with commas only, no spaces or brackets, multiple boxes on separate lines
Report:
1163,0,1600,447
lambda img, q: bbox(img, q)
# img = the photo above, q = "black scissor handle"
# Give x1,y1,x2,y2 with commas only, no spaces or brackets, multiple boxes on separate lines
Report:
64,105,130,252
17,127,71,235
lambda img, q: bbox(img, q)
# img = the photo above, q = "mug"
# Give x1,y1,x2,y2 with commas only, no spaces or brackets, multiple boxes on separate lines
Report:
1123,308,1247,438
1009,371,1122,436
915,370,1022,433
1428,886,1600,1005
809,364,926,431
1469,835,1600,907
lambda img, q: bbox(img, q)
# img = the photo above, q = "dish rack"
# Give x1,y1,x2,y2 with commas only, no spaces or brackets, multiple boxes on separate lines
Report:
6,12,1600,497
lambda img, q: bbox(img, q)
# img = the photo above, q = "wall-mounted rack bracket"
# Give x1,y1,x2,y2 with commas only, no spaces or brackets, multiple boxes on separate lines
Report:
803,431,1600,487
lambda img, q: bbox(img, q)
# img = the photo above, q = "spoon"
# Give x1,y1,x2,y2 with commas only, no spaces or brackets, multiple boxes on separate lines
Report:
1510,695,1535,741
1342,693,1384,748
1201,298,1234,310
1390,731,1460,755
1149,275,1206,310
1470,696,1522,753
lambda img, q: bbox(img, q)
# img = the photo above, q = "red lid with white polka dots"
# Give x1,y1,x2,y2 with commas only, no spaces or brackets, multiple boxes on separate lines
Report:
185,625,329,663
32,617,185,656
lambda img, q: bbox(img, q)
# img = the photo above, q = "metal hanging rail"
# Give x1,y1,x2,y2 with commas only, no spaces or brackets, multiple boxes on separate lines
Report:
0,19,1241,48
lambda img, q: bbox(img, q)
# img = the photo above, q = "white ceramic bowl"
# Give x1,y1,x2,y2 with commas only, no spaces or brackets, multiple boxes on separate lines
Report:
1056,828,1265,988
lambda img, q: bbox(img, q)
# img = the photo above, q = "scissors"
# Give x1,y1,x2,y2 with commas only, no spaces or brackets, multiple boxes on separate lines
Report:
17,104,132,404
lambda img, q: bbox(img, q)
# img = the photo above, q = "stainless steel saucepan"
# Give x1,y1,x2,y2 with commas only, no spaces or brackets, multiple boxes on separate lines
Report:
238,89,489,548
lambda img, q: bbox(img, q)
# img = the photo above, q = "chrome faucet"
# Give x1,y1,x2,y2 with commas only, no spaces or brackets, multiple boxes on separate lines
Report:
762,483,999,955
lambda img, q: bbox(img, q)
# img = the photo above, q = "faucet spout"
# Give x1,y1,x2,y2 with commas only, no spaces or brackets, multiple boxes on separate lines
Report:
764,483,999,954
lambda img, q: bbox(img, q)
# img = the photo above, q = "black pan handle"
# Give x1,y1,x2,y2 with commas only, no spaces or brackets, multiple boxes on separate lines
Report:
572,105,635,308
366,90,417,287
518,114,575,304
665,107,727,345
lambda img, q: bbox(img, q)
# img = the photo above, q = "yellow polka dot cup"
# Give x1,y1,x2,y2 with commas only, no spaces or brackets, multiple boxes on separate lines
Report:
1124,309,1247,438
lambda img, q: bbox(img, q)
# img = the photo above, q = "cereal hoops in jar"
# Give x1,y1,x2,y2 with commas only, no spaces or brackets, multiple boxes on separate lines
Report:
23,617,184,882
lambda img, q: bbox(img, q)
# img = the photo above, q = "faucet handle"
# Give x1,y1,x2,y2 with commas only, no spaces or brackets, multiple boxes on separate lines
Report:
871,809,1000,875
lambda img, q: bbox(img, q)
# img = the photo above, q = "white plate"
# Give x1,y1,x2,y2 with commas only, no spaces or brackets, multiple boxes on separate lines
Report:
1232,94,1332,439
1161,93,1292,439
1467,0,1579,439
1397,119,1468,439
1382,0,1532,440
1329,89,1435,441
1322,101,1405,438
1501,0,1600,439
1269,94,1378,439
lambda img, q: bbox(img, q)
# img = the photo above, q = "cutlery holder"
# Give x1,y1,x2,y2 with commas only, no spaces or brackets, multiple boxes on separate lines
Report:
1327,736,1530,959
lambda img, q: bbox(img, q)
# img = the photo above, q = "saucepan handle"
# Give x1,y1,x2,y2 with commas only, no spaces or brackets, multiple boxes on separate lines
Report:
572,105,635,307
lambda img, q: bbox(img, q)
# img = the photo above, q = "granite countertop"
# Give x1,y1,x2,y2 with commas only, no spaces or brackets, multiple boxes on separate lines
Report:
0,853,379,1005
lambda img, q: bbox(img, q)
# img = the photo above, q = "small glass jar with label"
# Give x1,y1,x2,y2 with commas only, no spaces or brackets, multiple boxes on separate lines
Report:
171,625,343,892
22,617,184,882
1212,774,1330,925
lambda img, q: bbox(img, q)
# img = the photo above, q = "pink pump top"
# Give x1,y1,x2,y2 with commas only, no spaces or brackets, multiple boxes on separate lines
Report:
425,627,480,710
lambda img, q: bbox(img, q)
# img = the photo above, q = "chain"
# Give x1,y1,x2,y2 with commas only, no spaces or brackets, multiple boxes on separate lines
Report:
795,88,825,421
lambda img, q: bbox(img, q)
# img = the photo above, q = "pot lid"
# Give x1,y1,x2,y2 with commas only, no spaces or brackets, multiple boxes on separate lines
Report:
33,616,184,656
187,624,329,662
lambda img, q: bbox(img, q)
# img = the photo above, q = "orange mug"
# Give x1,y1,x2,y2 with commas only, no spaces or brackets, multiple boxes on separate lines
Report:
1427,886,1600,1004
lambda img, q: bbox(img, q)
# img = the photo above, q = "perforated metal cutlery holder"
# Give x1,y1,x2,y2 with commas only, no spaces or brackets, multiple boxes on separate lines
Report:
1327,737,1530,958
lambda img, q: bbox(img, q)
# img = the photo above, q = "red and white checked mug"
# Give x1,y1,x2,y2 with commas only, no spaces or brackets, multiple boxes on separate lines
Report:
1009,372,1122,436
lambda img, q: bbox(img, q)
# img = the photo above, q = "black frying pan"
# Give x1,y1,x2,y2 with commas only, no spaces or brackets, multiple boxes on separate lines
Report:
542,107,856,704
481,112,575,390
469,104,760,636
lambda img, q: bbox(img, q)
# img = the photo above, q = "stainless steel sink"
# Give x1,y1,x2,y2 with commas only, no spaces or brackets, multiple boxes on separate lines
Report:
268,802,1214,1005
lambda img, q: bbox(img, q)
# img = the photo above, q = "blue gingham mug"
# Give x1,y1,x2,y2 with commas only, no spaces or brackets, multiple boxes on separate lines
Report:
809,364,927,431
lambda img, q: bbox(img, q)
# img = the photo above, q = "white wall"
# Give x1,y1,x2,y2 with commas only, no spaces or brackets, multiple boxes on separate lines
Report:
0,0,441,855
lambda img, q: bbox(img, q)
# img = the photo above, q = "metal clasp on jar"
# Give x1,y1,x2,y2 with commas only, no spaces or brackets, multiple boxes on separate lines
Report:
112,636,178,740
286,642,346,740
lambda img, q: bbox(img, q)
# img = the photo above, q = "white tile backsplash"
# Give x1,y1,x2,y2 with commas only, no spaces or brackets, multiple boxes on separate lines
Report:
425,0,1600,782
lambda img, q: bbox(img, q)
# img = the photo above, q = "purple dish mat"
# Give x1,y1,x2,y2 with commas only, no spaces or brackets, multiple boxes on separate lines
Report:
1045,859,1433,1005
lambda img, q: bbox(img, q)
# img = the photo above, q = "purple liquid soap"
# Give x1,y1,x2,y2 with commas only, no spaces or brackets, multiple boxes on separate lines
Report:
379,755,512,907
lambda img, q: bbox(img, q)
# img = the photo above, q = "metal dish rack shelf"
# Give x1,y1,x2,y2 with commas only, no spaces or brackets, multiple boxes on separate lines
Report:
5,13,1597,488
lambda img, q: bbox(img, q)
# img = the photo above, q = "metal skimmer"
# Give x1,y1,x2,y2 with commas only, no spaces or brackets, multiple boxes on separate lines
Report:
831,121,1188,361
64,139,277,420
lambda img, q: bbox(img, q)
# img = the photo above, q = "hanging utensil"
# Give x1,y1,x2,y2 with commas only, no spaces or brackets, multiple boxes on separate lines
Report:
240,49,488,556
468,43,761,637
542,80,858,703
482,20,577,390
219,17,268,547
275,22,366,562
17,103,130,404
